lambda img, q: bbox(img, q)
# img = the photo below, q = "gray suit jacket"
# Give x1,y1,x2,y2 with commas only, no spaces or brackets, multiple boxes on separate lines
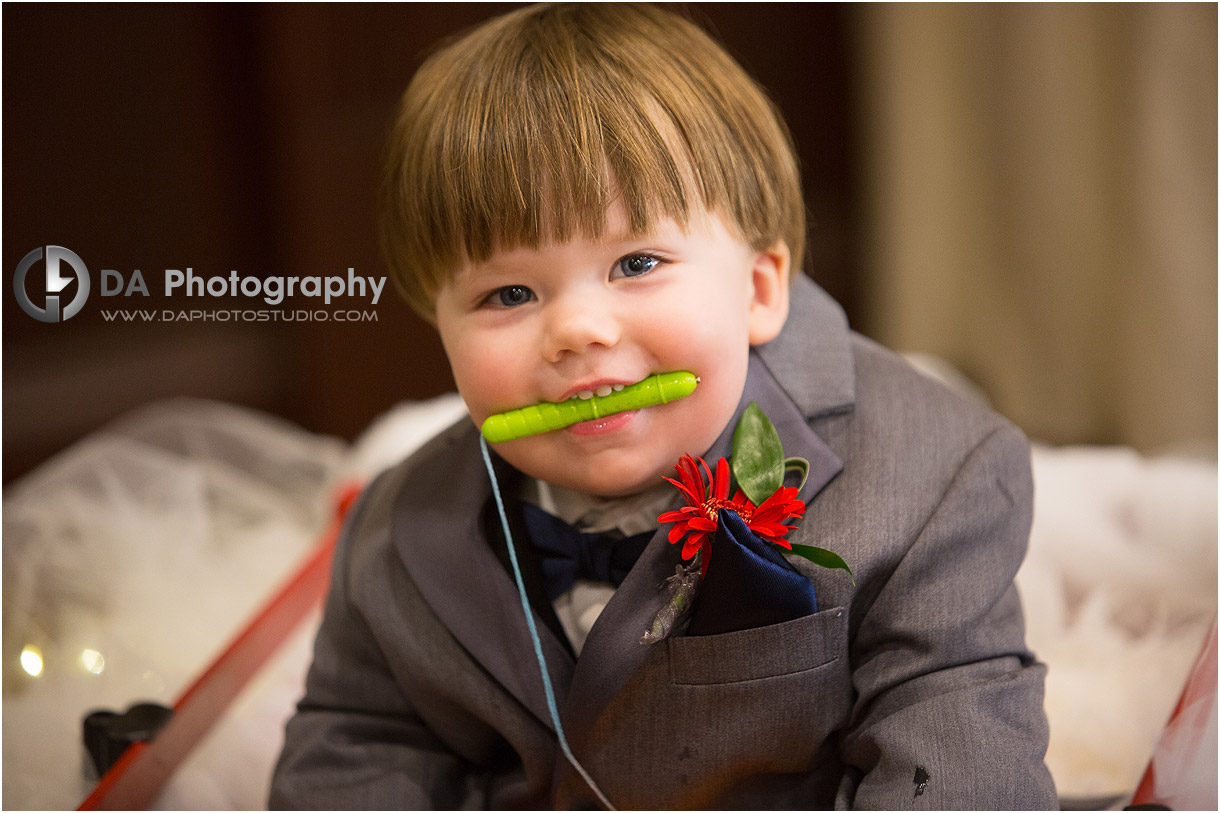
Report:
270,277,1056,809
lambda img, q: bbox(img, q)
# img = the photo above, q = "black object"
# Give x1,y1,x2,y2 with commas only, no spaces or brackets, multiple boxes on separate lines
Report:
83,702,173,776
913,765,930,798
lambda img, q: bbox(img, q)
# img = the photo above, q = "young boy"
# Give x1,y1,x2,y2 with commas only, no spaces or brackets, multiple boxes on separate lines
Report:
271,5,1056,808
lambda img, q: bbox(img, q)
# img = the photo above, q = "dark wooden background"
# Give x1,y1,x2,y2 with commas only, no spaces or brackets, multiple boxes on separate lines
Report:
3,3,862,483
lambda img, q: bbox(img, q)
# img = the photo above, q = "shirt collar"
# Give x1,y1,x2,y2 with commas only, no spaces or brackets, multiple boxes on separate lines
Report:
525,477,674,535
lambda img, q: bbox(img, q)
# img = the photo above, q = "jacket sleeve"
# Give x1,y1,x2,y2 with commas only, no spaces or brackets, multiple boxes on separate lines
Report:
836,423,1059,810
268,480,487,810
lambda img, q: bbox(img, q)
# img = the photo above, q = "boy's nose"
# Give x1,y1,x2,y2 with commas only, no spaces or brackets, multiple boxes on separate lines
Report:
541,296,621,362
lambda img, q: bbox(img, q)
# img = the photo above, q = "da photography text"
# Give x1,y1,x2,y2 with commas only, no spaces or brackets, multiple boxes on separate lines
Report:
105,267,386,307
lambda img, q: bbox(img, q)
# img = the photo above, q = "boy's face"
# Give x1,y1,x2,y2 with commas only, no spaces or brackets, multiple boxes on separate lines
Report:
434,204,790,497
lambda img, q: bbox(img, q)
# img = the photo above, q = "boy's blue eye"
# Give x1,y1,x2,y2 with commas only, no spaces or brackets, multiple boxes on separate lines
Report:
615,254,661,278
492,285,534,307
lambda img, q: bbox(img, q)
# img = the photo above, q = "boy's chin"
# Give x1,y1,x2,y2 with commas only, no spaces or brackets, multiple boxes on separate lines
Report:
519,455,670,499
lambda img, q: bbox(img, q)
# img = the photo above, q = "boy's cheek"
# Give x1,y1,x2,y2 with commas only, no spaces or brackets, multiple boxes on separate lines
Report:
444,355,500,422
454,370,516,424
442,336,531,418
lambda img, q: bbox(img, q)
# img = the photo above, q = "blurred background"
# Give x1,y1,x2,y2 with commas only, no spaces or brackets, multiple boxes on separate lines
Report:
6,3,1213,484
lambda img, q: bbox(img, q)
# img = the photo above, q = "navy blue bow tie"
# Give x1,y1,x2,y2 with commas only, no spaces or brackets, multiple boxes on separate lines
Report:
520,503,654,601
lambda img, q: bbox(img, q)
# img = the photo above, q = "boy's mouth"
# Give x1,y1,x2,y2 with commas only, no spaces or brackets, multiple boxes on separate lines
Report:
481,371,699,443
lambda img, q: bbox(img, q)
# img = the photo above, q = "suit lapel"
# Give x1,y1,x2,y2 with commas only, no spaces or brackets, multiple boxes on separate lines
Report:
755,273,856,420
391,426,574,732
555,522,686,743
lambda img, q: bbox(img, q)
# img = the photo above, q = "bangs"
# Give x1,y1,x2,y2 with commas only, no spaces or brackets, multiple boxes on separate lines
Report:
416,29,696,260
381,4,803,319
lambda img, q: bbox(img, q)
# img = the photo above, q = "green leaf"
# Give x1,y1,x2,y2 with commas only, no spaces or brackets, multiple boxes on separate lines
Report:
784,456,809,490
731,402,784,505
787,544,855,585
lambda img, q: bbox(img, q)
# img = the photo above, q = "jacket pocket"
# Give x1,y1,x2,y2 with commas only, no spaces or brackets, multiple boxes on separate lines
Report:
667,605,846,685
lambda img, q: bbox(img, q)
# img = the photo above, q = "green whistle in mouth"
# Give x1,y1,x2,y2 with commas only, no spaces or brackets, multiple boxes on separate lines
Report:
480,371,699,443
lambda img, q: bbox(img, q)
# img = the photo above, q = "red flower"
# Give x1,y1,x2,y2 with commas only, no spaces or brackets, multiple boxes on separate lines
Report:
658,454,806,577
741,485,806,549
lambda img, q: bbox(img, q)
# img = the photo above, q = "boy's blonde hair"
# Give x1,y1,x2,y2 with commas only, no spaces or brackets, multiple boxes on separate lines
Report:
380,3,805,321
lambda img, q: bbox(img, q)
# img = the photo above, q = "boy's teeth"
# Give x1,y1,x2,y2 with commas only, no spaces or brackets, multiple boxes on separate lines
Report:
565,383,626,401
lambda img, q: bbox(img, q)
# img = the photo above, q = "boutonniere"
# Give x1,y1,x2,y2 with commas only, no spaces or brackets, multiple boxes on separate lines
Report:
642,403,852,644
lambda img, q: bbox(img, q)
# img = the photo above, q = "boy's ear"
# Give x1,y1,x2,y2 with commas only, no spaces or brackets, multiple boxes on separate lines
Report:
747,240,791,346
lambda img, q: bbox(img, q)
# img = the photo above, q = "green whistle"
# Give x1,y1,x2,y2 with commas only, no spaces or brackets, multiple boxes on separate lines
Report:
480,371,699,443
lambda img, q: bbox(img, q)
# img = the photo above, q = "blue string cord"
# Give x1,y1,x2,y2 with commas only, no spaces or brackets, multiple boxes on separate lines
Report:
479,436,616,811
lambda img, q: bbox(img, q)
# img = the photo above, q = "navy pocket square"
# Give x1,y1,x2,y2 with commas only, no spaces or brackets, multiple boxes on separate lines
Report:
686,509,818,637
